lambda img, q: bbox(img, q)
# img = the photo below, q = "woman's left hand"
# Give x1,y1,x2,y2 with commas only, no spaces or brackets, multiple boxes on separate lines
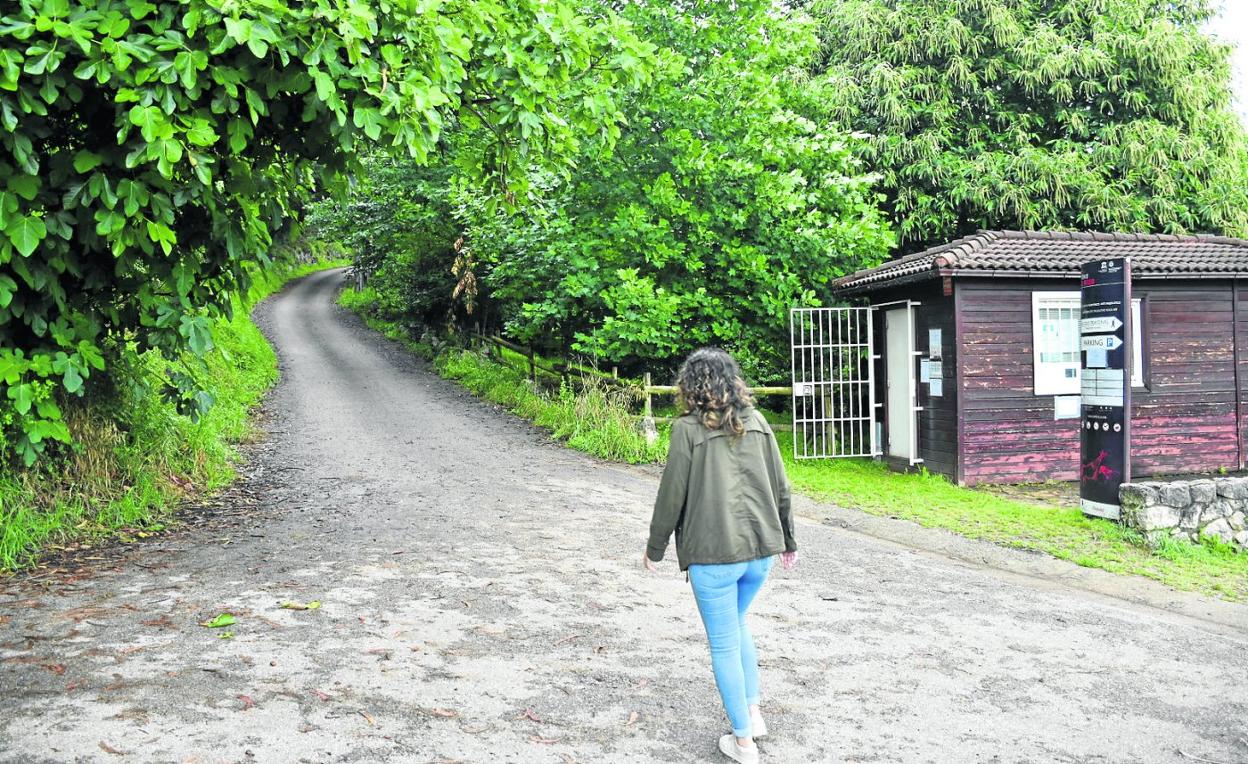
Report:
642,551,657,573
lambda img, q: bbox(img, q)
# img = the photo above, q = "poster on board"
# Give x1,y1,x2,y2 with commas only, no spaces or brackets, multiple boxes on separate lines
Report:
1079,258,1131,520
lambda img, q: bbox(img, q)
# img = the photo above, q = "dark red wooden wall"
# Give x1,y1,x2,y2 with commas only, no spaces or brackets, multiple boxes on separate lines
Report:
955,278,1241,485
915,286,959,479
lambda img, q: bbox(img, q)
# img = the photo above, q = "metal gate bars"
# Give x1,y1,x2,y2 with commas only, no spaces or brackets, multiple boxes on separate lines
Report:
790,307,878,459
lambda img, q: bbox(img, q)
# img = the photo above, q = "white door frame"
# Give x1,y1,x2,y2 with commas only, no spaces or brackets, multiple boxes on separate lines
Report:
879,300,923,466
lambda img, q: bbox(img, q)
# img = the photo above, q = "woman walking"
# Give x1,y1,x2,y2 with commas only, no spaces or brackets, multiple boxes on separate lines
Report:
643,348,797,764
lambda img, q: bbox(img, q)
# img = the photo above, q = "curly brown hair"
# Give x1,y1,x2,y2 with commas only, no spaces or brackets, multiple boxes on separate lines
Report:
676,348,755,437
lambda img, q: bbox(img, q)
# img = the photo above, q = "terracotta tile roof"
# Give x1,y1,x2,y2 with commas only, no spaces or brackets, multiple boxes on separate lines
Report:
834,230,1248,295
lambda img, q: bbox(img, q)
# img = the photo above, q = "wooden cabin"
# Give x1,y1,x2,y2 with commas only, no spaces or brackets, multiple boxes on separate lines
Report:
833,230,1248,486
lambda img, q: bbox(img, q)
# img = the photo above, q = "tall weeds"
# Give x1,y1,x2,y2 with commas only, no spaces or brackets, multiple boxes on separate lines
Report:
435,349,668,464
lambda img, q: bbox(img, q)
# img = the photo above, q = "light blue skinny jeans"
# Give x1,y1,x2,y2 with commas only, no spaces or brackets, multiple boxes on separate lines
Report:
688,555,774,738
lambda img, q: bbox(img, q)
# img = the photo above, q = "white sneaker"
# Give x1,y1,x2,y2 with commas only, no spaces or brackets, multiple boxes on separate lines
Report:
751,708,768,738
718,734,760,763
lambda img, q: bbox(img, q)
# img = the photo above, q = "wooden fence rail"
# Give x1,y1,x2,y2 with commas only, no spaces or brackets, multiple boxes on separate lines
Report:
468,332,794,431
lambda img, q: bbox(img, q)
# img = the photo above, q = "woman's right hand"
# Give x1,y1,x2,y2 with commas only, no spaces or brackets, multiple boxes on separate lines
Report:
780,551,798,570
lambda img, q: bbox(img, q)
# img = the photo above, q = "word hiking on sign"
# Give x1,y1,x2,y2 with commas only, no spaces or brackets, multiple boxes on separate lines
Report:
1079,258,1132,520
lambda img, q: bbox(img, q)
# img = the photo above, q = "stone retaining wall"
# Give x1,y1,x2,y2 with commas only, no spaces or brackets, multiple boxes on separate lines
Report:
1119,478,1248,551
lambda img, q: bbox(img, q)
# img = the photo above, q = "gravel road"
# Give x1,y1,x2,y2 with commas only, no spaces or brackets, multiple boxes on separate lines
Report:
2,268,1246,764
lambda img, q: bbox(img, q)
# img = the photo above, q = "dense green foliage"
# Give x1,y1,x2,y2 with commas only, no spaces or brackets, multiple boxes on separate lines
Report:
309,157,464,331
0,0,652,464
316,1,893,381
484,3,891,379
811,0,1248,251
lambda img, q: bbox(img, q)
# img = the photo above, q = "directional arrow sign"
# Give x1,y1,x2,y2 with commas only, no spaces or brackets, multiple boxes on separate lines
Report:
1081,334,1124,351
1081,316,1123,333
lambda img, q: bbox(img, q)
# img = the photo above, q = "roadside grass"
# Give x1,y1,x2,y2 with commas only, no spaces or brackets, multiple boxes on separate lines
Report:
437,351,667,463
779,447,1248,602
0,258,348,573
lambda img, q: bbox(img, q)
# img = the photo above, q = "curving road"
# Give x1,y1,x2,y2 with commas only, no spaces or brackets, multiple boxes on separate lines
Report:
1,268,1247,763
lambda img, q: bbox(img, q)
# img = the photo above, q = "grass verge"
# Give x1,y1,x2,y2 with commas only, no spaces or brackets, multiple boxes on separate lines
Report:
0,258,348,573
779,447,1248,602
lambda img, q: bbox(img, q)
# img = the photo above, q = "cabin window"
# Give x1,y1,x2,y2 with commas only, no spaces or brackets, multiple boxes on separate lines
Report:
1032,291,1146,395
1033,293,1082,394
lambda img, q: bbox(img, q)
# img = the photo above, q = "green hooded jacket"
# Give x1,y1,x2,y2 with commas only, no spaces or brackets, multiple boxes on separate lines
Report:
647,408,795,571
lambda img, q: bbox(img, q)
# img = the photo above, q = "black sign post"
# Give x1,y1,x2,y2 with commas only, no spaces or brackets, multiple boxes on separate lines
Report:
1079,258,1132,520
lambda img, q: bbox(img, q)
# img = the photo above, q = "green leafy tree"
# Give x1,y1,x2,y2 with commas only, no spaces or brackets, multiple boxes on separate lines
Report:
308,155,463,329
0,0,653,464
811,0,1248,252
478,1,892,380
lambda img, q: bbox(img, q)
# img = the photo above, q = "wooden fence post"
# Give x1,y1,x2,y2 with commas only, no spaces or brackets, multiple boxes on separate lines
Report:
528,346,537,384
640,371,658,444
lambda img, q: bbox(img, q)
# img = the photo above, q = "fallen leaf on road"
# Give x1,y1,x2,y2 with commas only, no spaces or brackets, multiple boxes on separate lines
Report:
140,615,175,628
559,755,577,764
518,708,543,723
200,613,236,629
358,710,375,725
238,694,255,710
41,663,66,675
429,708,458,718
553,634,582,646
98,741,125,756
311,690,332,702
365,649,392,661
217,631,234,640
820,595,839,602
529,735,560,745
626,711,639,726
279,601,321,611
630,679,649,690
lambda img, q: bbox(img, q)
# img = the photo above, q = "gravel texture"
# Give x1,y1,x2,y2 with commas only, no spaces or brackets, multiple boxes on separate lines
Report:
2,268,1246,764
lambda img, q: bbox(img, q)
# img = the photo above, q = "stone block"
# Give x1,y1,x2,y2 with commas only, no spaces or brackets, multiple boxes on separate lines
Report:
1231,511,1246,532
1126,504,1182,532
1178,505,1202,531
1188,480,1216,504
1203,500,1234,521
1201,518,1234,544
1118,484,1156,511
1215,478,1248,499
1158,483,1191,507
1234,530,1248,549
638,416,659,445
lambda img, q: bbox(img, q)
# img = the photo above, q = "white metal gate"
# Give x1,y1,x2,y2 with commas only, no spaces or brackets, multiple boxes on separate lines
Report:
790,307,879,459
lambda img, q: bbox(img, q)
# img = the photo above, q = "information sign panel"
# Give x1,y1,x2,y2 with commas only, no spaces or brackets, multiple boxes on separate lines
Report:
1080,259,1132,519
